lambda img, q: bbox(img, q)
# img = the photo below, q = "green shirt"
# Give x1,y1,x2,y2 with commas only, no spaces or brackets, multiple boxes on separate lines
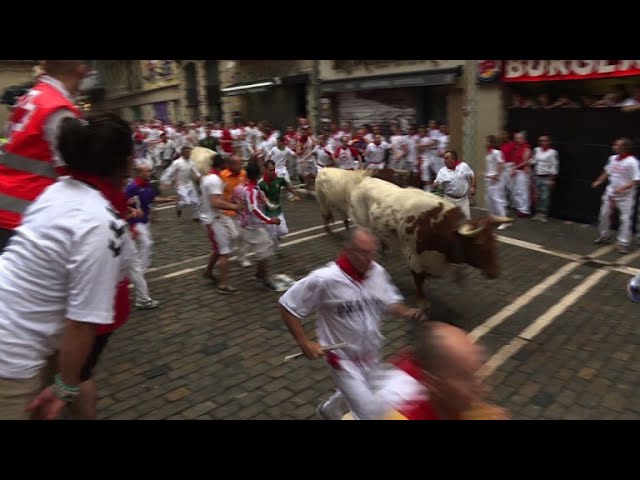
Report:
258,176,289,217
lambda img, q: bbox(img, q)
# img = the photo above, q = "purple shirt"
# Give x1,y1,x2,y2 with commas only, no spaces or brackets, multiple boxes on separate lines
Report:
125,179,157,224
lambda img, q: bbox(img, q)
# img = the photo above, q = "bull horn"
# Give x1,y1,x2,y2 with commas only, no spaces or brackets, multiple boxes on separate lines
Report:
490,216,514,224
457,223,484,237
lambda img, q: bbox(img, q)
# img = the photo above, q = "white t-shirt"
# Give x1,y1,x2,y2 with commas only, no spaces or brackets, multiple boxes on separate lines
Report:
313,145,334,167
605,155,640,198
531,147,559,176
364,142,391,165
199,172,225,224
0,177,132,379
268,146,296,172
435,162,475,198
161,157,200,188
485,148,505,177
279,261,403,360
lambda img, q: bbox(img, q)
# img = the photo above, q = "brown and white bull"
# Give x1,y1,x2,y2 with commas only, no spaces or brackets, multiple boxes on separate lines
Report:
349,177,512,305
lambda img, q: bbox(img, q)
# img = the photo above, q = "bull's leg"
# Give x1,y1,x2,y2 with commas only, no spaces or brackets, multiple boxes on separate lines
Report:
323,214,333,235
411,270,430,310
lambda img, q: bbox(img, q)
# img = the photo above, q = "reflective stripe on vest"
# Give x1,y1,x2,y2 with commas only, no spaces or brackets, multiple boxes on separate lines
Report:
0,151,57,179
0,193,32,214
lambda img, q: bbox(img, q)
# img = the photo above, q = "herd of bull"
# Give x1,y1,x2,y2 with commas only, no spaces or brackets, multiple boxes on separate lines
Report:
188,146,514,306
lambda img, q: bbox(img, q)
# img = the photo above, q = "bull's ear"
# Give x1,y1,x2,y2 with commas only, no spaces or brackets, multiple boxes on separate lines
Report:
457,222,484,237
490,216,514,225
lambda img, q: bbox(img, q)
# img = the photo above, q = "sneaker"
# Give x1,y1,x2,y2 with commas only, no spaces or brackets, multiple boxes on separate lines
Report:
627,280,640,303
240,259,252,268
538,215,548,223
216,285,238,294
618,245,630,254
263,279,279,291
202,271,217,283
135,299,160,310
497,223,511,231
594,236,611,244
315,401,331,420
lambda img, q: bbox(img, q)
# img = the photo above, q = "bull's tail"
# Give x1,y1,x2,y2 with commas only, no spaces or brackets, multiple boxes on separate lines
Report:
315,186,334,226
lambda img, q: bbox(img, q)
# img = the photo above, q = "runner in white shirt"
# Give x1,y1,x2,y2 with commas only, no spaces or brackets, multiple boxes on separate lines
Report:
530,135,559,222
160,146,201,220
333,136,362,170
432,150,476,219
201,155,242,293
295,128,317,187
311,134,335,169
592,137,640,253
268,136,297,184
389,124,409,171
484,135,509,228
363,135,391,170
329,123,345,152
0,113,133,420
279,226,427,420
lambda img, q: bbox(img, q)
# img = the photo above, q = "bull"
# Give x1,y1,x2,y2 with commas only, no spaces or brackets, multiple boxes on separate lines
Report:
315,167,403,234
349,177,512,305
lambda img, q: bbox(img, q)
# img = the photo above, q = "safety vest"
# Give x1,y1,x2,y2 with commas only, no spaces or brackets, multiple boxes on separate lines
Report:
0,81,81,230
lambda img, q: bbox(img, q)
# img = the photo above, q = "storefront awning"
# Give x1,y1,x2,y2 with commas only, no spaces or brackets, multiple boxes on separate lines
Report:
319,67,461,94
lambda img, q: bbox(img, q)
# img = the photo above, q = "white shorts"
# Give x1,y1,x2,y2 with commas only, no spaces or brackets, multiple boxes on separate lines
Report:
276,168,291,185
205,215,238,256
242,226,274,261
268,213,289,238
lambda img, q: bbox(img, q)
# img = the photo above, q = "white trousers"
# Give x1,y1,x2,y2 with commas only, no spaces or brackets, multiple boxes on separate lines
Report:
322,358,389,420
135,222,153,272
485,175,507,218
445,195,471,219
268,214,288,251
176,184,200,218
129,241,151,303
599,192,635,246
512,169,531,214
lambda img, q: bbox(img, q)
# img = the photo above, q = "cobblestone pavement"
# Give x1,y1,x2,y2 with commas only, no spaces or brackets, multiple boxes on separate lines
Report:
95,194,640,420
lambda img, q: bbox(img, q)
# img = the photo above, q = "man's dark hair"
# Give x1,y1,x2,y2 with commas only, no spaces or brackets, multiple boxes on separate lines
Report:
264,159,275,168
212,154,225,169
58,113,132,177
245,162,261,180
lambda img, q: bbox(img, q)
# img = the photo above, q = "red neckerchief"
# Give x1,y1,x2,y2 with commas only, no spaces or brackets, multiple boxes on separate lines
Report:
133,177,150,188
210,168,221,175
335,252,365,283
68,170,128,217
68,170,131,335
616,153,630,161
263,173,277,185
447,161,461,171
541,146,550,151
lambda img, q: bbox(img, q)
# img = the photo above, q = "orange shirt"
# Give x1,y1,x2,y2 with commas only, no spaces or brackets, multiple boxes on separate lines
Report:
220,168,247,217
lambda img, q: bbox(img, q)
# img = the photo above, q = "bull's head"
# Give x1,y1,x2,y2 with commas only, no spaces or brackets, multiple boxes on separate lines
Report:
456,216,513,279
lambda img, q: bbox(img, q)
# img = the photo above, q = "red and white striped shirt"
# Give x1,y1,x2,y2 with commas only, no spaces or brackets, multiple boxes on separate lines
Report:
238,180,276,229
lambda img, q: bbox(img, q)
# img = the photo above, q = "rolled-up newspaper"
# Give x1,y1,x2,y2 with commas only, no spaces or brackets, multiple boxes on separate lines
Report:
284,341,348,362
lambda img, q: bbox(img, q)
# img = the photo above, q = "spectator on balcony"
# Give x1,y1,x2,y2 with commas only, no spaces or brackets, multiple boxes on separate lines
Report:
549,93,579,109
593,85,628,107
533,93,553,109
621,86,640,112
508,92,535,109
